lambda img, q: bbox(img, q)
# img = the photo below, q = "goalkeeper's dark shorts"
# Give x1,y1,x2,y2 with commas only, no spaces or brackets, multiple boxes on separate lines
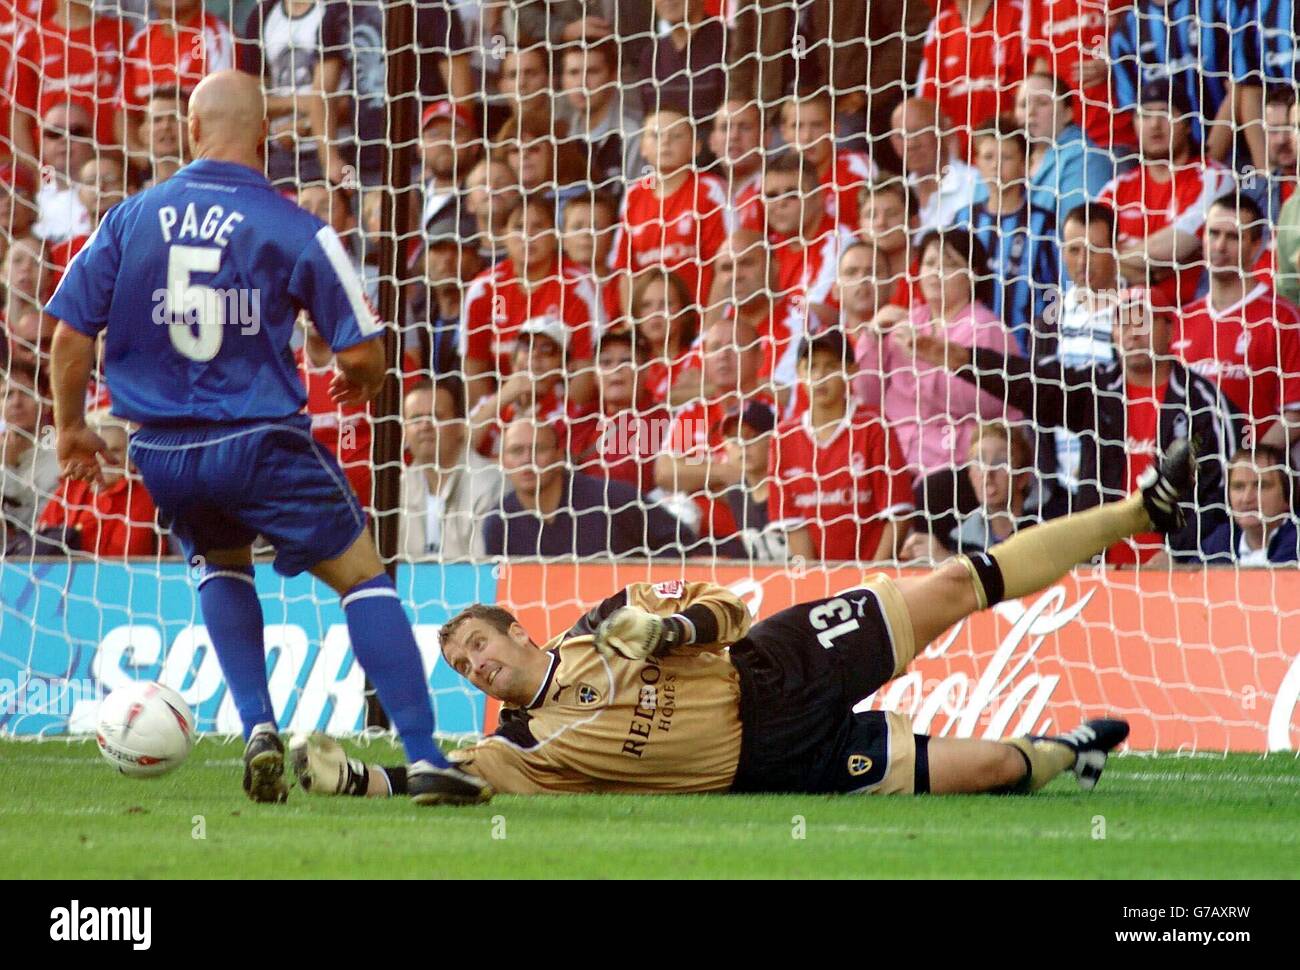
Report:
729,575,928,795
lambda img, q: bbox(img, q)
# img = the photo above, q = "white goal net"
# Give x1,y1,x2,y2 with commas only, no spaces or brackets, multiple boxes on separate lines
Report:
1,0,1297,753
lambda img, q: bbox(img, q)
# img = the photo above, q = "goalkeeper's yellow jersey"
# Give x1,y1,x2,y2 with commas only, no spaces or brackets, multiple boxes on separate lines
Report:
447,581,753,794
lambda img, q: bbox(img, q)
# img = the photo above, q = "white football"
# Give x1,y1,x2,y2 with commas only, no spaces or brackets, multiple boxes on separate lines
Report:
96,681,196,777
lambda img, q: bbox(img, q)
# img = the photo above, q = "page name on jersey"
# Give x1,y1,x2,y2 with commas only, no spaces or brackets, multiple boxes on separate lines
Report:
158,203,246,248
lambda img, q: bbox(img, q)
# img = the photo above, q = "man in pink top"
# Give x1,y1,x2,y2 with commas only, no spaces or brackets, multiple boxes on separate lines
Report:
853,228,1022,545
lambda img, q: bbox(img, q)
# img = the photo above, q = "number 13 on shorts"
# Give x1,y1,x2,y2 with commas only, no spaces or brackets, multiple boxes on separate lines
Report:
809,597,861,649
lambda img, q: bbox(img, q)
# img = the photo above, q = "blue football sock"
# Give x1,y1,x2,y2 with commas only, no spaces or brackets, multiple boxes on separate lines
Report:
342,574,446,767
198,566,273,740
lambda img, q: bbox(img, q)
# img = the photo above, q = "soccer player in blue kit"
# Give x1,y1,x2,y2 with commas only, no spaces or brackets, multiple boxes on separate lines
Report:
47,70,491,807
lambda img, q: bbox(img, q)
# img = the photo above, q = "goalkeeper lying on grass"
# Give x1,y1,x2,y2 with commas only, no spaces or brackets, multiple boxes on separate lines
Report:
293,441,1197,801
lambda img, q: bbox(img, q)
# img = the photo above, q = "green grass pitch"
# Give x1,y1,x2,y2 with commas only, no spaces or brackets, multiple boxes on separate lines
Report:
3,738,1297,879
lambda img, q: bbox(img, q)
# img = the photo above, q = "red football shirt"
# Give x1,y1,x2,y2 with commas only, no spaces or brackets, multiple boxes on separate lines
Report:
772,214,854,312
1173,282,1300,435
664,392,774,538
0,0,50,147
738,151,873,234
570,401,673,494
1108,378,1168,565
1023,0,1137,148
917,0,1027,160
38,475,159,557
1097,160,1233,305
460,256,598,376
118,9,234,111
769,405,914,562
612,171,729,310
296,348,373,505
11,15,126,146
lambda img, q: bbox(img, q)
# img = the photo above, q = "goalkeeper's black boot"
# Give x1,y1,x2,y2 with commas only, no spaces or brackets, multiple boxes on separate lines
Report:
1050,718,1131,791
1138,437,1197,534
408,760,493,806
242,724,289,804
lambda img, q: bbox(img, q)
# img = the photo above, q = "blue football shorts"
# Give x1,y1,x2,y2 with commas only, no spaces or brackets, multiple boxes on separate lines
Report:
129,413,366,576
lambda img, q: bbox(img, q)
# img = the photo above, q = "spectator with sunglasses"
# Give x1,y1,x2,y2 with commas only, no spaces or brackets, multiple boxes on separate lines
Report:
32,102,93,242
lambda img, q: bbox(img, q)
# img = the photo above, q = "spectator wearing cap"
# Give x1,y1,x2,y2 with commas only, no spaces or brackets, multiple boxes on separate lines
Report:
560,38,643,190
856,180,921,312
139,87,187,187
1096,79,1234,306
464,157,520,267
656,316,773,540
1013,72,1115,238
1,366,58,554
8,0,126,166
901,421,1041,563
889,97,987,234
561,192,621,324
420,98,481,241
904,286,1245,565
469,315,594,460
628,268,702,407
116,0,234,163
1180,444,1300,566
641,0,725,125
33,101,93,242
708,99,765,232
484,418,689,559
611,103,728,314
569,327,672,495
399,376,504,561
35,409,160,558
770,329,912,564
461,194,599,409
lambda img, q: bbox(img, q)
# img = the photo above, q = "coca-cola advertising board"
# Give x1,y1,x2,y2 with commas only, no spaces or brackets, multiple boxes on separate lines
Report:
499,563,1300,752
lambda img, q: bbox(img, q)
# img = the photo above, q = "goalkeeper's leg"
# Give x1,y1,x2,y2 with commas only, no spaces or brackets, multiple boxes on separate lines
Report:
895,439,1194,650
923,719,1131,794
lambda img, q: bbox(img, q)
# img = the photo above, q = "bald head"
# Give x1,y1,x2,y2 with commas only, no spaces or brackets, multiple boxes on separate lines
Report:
187,70,267,166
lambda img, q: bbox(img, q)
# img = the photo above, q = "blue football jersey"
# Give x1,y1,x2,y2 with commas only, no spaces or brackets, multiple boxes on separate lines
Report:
47,159,382,427
1110,0,1233,144
1229,1,1300,84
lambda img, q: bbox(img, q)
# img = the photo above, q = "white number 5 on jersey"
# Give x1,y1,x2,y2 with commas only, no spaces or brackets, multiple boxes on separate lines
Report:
166,244,224,361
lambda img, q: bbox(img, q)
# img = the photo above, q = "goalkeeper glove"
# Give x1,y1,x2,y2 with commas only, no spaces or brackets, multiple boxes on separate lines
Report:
592,607,689,662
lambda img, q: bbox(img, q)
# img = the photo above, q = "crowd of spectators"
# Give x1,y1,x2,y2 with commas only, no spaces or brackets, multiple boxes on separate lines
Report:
3,0,1300,566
